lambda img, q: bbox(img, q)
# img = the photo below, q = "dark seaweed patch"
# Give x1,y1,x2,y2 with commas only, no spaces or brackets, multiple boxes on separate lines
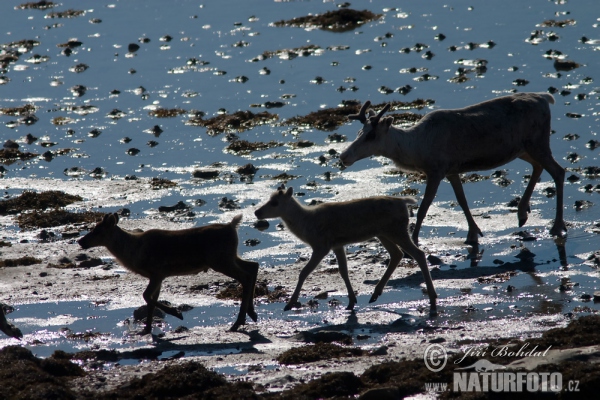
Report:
0,346,83,399
225,139,283,155
0,104,35,116
539,19,576,28
273,9,382,32
0,190,82,215
148,108,186,118
15,1,58,10
0,256,41,267
187,110,279,135
17,209,103,230
87,361,255,400
282,371,364,398
276,342,365,364
253,44,324,61
216,280,286,303
45,9,85,18
150,177,177,190
0,148,38,164
283,100,429,131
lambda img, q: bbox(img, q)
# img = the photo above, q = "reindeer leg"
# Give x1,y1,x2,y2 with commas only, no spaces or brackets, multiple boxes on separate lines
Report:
141,279,161,334
225,259,260,331
397,235,438,314
447,174,483,245
413,173,444,245
285,248,329,311
517,155,543,228
543,158,566,236
0,306,22,339
370,238,403,303
333,247,357,310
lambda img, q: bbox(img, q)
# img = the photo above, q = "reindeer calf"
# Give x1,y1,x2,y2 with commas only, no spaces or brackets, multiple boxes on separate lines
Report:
78,213,259,334
255,186,437,312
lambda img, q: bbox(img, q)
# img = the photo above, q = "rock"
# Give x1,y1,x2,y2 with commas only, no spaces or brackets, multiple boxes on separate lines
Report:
192,169,219,179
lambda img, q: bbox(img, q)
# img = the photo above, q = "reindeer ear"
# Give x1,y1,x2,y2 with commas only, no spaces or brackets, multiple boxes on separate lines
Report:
113,213,119,225
105,213,117,226
285,187,294,197
102,214,111,223
384,116,394,128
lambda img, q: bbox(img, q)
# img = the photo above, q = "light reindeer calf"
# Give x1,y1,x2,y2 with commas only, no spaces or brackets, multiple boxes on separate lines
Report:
78,213,259,334
254,186,437,313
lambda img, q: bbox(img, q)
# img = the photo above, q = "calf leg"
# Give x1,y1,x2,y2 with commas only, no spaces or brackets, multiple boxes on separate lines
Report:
142,278,183,334
285,247,329,311
394,233,437,307
447,174,483,245
370,237,403,303
223,259,259,331
333,247,357,310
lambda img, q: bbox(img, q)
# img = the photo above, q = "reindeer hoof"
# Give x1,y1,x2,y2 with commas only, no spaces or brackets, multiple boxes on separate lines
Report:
369,294,379,303
518,217,528,227
174,311,184,320
283,301,301,312
247,310,258,322
138,327,152,336
345,303,356,311
3,326,22,340
229,322,242,332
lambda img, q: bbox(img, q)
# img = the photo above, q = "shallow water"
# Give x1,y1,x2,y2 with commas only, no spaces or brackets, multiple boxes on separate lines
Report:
1,0,599,359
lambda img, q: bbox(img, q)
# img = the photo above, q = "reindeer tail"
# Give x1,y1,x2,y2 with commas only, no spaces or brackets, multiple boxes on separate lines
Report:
230,214,243,228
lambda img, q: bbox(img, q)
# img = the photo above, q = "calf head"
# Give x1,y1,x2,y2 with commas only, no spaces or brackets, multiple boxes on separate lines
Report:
340,101,393,167
255,185,294,220
78,213,119,249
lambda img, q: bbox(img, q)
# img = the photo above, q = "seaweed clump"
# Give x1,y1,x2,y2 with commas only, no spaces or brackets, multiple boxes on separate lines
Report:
273,9,382,32
283,100,429,132
0,148,38,164
17,209,103,230
15,1,58,10
0,346,84,399
0,190,82,215
88,361,256,399
148,108,186,118
150,177,177,190
0,256,41,267
187,110,279,135
225,139,282,155
276,342,365,365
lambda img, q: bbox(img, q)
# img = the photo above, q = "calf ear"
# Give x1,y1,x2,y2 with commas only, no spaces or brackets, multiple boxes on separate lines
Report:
285,187,294,197
384,116,394,129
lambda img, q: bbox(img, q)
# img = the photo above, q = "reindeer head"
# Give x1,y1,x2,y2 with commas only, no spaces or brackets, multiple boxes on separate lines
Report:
78,213,119,249
255,186,294,220
340,101,393,167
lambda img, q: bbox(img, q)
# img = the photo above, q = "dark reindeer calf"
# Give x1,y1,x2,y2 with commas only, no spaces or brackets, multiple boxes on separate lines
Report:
79,213,259,334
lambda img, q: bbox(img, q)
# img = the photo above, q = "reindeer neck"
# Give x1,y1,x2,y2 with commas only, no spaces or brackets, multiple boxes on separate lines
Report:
104,226,139,266
278,197,312,242
382,124,425,172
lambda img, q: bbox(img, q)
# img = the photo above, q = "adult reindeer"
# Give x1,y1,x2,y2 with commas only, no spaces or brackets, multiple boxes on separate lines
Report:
340,92,566,245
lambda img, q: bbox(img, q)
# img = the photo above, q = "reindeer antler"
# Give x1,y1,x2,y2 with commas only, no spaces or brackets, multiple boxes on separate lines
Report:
370,103,391,126
348,101,371,124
